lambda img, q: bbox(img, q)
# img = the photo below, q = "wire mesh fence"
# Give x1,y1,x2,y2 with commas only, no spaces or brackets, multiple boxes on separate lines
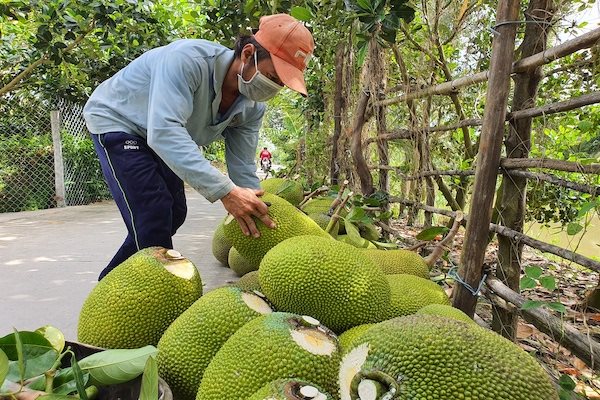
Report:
0,93,110,213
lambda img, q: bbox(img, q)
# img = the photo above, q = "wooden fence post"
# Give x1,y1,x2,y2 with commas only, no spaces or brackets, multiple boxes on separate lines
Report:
453,0,520,317
51,110,66,208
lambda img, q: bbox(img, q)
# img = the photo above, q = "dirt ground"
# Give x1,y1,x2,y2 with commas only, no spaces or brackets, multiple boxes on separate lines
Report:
390,219,600,399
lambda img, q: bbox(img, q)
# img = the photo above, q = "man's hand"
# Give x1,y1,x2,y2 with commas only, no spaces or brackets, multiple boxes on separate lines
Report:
221,187,276,238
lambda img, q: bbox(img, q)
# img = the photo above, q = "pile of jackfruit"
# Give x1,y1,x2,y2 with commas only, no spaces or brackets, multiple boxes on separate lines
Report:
77,178,559,400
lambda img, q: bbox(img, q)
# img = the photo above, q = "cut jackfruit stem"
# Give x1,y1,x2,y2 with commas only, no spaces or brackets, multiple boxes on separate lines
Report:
350,371,399,400
299,385,319,398
165,249,183,259
301,315,321,326
357,379,386,400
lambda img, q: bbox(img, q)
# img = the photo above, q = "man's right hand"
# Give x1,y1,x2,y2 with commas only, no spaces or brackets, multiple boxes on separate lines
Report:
220,186,276,238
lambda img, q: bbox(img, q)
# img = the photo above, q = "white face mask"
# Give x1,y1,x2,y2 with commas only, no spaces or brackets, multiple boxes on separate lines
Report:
238,52,283,102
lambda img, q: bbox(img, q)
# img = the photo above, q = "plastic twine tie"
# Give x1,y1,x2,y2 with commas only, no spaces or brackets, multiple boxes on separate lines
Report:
448,266,487,297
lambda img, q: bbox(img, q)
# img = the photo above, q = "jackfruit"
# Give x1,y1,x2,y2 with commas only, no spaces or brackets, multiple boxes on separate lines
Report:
197,312,341,400
358,223,380,241
248,379,334,400
211,220,232,267
362,248,429,278
416,303,474,324
259,235,390,333
232,270,262,292
337,324,375,353
385,274,450,319
260,178,305,206
339,314,558,400
301,197,347,234
223,193,330,266
78,247,202,349
156,287,272,400
228,246,259,276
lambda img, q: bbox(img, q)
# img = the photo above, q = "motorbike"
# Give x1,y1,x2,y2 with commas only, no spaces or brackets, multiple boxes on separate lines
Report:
260,157,271,175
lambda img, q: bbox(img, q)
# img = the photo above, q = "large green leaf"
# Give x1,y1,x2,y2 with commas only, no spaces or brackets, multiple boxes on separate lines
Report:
138,356,158,400
290,6,312,22
416,226,448,241
0,349,8,387
0,331,58,382
77,346,157,386
70,353,88,400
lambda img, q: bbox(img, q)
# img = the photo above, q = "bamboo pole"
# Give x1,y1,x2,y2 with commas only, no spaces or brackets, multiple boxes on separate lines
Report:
368,90,600,143
506,169,600,196
375,157,600,175
390,198,600,273
378,27,600,106
453,0,520,317
486,277,599,370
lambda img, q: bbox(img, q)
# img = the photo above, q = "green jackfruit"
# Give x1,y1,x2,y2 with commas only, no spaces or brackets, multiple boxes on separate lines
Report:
260,178,305,206
232,270,262,292
362,248,429,278
211,220,232,267
78,247,202,348
228,246,259,276
385,274,450,319
223,193,330,266
339,314,558,400
416,304,474,324
197,312,341,400
248,379,334,400
337,324,375,353
259,235,390,333
157,287,272,400
301,197,347,234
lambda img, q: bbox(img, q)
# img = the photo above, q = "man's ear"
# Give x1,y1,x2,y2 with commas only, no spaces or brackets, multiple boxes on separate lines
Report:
241,43,255,64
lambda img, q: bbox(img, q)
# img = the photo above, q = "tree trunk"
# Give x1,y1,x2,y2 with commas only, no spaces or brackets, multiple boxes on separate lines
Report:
493,0,555,340
351,36,380,196
331,41,345,186
453,0,520,317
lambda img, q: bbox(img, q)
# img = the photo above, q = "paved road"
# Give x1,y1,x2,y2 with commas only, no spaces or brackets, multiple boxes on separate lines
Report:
0,188,238,340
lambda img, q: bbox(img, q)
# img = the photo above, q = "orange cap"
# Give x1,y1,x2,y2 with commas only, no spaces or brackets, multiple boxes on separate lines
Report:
254,14,315,96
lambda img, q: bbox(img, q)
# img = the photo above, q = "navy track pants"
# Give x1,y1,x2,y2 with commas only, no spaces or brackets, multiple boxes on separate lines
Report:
92,132,187,280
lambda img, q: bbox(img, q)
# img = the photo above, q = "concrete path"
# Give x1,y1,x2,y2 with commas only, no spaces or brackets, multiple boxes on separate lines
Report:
0,188,239,340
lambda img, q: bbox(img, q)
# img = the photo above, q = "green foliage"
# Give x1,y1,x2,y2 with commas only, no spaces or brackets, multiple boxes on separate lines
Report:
61,132,111,205
0,133,55,212
0,328,157,398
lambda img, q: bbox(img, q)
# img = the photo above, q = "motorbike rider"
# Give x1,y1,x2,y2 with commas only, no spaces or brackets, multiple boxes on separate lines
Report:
259,147,272,170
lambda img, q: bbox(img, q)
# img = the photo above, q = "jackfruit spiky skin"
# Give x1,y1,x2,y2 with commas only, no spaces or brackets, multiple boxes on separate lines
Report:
228,246,259,276
223,193,330,266
301,197,347,234
156,287,272,400
248,379,334,400
259,235,391,333
337,324,375,353
232,270,262,292
416,304,475,324
339,315,559,400
196,312,341,400
260,178,305,206
211,220,232,267
385,274,450,319
78,247,202,349
362,248,429,278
